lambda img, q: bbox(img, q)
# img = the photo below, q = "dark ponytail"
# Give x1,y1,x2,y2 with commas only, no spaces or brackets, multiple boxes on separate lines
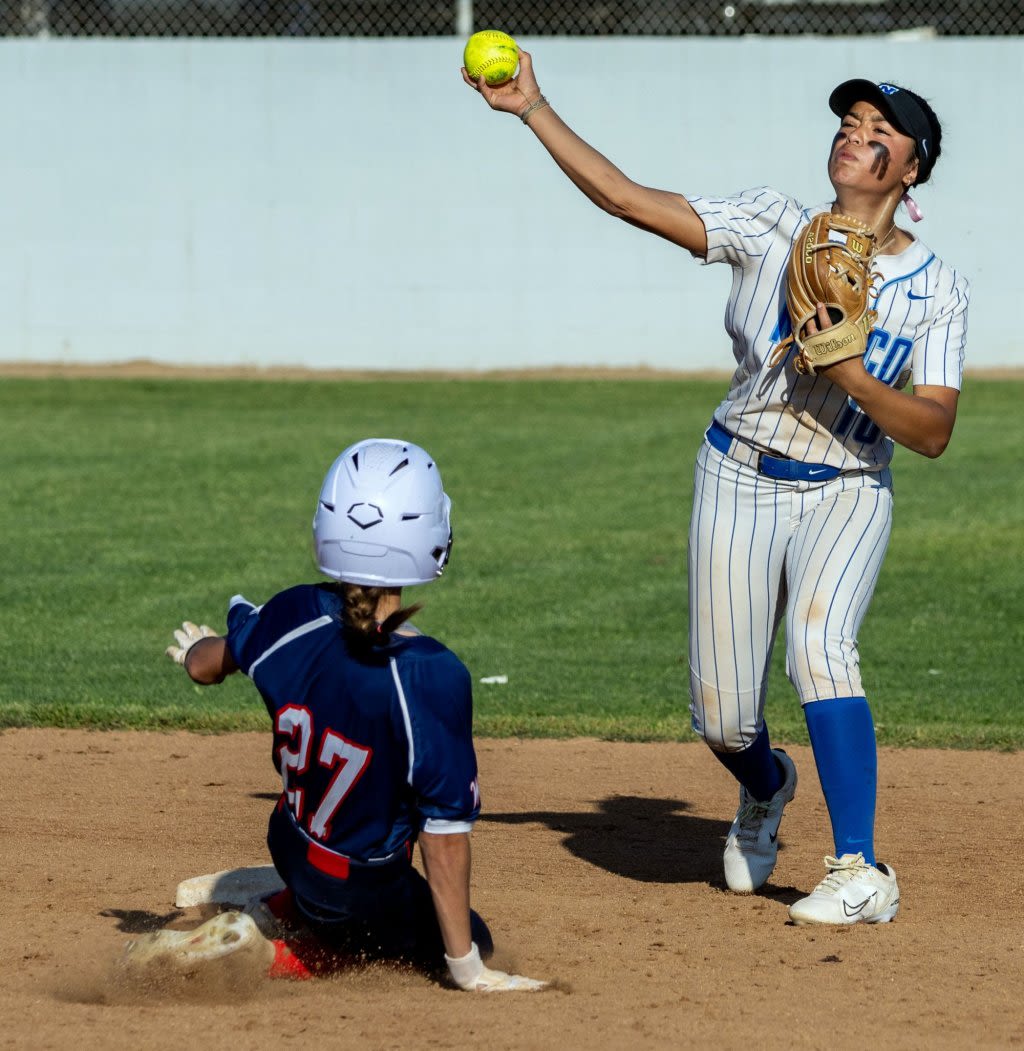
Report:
334,582,421,650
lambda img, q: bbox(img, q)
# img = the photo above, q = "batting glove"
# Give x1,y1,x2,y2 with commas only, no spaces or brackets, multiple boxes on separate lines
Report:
445,943,547,993
166,621,217,665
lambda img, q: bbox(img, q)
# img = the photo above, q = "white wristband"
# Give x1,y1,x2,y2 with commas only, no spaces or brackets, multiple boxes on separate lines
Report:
445,942,483,989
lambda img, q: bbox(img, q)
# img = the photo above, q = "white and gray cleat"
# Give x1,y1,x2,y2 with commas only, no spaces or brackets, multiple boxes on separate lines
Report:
788,852,900,925
120,910,273,974
723,748,797,893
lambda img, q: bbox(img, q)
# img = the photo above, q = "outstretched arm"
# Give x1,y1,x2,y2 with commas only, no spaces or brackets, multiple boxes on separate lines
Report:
418,830,474,959
462,49,708,255
166,622,239,684
419,830,547,992
184,636,239,684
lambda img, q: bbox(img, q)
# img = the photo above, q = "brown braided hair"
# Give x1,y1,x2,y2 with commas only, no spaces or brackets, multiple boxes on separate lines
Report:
335,582,422,649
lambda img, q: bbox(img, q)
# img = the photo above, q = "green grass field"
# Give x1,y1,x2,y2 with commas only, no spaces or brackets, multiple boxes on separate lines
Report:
1,375,1021,748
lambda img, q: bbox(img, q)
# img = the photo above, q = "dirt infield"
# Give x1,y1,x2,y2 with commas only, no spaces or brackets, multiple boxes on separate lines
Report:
3,730,1021,1051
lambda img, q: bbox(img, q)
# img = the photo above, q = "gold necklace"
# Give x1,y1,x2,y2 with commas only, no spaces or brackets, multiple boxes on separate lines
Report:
878,221,897,252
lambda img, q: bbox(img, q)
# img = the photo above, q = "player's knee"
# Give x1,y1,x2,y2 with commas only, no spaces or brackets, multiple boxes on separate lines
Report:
690,696,761,753
700,728,763,753
693,676,765,752
786,637,862,701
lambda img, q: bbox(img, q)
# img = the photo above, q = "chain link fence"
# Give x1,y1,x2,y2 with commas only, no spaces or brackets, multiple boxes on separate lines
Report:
2,0,1020,38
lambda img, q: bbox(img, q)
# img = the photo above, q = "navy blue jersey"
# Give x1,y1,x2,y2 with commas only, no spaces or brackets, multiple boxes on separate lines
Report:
226,585,480,903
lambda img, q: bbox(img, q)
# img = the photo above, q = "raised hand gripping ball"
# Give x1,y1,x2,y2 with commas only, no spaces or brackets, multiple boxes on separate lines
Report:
463,30,519,86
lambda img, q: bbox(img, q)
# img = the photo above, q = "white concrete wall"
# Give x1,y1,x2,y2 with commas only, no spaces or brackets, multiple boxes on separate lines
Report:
0,37,1016,370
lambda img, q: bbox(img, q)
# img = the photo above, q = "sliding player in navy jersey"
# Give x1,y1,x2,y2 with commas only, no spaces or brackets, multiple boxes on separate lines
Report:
139,439,546,992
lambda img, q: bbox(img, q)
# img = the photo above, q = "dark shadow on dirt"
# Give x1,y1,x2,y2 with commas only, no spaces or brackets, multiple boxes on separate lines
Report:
100,908,184,933
485,794,801,899
483,795,732,884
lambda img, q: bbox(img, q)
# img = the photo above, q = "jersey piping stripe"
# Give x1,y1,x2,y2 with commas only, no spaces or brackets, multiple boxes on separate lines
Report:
835,495,890,696
790,488,835,691
389,657,416,786
725,456,745,746
245,615,334,678
846,517,891,654
689,445,712,740
706,447,727,749
814,491,874,697
741,205,809,453
744,200,807,447
923,277,968,388
755,470,782,710
950,279,969,385
733,207,788,357
921,266,940,383
745,472,759,731
873,254,936,298
692,190,778,242
836,499,891,694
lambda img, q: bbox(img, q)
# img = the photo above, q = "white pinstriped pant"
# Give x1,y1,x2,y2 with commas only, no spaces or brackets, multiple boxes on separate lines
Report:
688,440,893,753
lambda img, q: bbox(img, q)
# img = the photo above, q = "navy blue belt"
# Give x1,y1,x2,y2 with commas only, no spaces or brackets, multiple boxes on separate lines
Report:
706,419,841,483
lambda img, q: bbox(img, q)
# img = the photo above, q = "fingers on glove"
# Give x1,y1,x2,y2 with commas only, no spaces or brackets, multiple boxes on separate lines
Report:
168,621,216,663
165,644,187,665
472,966,548,992
180,621,216,643
808,302,835,335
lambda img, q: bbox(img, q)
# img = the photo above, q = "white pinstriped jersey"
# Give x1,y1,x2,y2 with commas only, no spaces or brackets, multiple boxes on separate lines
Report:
687,187,970,472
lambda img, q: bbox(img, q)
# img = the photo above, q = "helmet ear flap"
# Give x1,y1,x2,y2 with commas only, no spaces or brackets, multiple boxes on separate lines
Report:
312,440,452,587
431,494,454,573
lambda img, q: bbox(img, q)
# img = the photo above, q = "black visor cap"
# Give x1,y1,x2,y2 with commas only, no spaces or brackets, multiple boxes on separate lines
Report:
829,79,939,183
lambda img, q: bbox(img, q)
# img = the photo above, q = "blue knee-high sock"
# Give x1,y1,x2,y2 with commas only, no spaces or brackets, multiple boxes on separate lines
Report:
804,696,877,865
711,723,784,802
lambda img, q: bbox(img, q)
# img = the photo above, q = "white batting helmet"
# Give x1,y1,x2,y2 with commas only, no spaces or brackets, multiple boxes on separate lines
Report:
313,439,453,587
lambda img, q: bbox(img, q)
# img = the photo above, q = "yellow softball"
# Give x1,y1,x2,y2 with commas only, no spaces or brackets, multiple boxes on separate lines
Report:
463,29,519,86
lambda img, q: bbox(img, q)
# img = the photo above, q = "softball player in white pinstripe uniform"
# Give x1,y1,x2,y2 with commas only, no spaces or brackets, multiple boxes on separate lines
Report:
464,58,968,923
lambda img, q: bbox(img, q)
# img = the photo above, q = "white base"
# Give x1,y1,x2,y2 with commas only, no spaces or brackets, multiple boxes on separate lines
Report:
174,864,285,908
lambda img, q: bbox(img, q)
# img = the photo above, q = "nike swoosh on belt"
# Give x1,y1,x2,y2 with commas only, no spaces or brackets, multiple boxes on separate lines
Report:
907,292,933,300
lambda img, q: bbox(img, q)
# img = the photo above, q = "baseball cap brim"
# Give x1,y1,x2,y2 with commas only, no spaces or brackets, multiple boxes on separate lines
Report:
828,79,937,181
